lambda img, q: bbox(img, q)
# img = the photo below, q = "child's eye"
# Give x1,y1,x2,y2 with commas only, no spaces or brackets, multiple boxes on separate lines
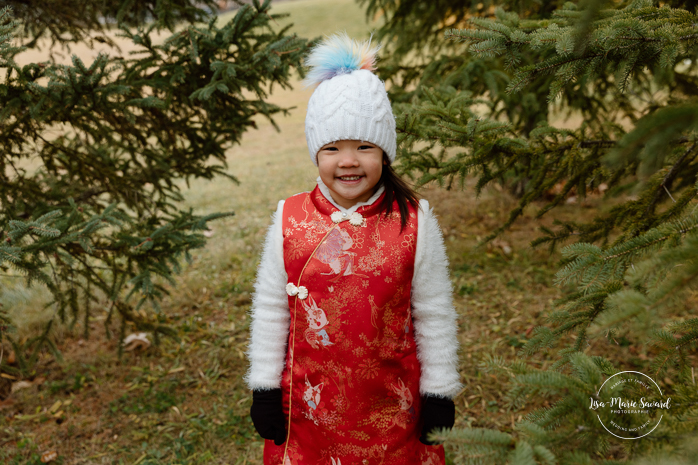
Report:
322,147,339,152
358,145,375,150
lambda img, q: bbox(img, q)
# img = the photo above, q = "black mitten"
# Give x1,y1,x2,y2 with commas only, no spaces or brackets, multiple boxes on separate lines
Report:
419,394,456,445
250,388,287,446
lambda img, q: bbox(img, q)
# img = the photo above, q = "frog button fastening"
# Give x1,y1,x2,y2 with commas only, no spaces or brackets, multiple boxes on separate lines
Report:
286,282,309,300
331,211,364,226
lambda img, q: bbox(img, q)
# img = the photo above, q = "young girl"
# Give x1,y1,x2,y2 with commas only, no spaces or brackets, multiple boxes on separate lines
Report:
246,34,461,465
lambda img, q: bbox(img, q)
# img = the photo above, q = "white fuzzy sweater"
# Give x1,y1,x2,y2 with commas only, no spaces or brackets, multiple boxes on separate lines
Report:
246,180,462,399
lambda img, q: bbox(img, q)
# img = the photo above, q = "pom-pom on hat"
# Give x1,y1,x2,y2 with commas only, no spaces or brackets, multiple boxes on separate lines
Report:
304,33,396,166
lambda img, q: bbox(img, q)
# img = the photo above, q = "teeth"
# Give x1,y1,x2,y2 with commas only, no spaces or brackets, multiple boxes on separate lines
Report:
339,176,361,180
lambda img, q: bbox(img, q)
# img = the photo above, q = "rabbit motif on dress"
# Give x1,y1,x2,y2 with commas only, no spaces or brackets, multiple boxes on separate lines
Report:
421,448,442,465
389,378,416,429
302,295,334,349
303,375,324,425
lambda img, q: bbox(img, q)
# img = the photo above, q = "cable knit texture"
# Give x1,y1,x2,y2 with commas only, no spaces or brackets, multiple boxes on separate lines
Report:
305,69,396,165
246,192,462,398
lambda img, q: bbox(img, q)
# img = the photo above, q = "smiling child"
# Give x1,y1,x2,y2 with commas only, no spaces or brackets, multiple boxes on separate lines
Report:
245,34,461,465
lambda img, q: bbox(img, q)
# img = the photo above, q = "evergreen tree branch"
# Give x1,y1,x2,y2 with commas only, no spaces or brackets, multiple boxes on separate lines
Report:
645,143,697,217
0,2,308,371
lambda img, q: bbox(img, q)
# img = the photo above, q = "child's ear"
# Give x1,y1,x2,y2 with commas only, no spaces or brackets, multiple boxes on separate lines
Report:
382,151,389,165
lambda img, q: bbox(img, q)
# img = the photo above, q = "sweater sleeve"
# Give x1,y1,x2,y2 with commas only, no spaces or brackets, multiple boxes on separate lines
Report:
245,200,290,390
411,199,462,399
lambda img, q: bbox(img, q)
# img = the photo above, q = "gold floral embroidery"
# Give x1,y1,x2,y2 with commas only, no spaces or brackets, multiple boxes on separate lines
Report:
324,443,390,464
370,231,385,248
349,430,371,441
358,247,387,273
351,232,365,249
359,396,400,430
331,394,349,412
401,233,416,251
357,359,379,380
287,238,309,261
352,346,366,358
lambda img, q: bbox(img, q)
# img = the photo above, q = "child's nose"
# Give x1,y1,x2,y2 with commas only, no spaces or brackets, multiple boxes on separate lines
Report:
337,150,360,167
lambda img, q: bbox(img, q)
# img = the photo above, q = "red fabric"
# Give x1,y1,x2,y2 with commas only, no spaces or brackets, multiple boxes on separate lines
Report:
263,186,445,465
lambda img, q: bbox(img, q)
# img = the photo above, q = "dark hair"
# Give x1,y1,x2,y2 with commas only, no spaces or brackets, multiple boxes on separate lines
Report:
378,152,420,231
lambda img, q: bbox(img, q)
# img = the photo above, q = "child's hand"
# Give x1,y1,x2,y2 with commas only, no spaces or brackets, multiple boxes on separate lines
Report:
250,388,287,445
419,394,456,445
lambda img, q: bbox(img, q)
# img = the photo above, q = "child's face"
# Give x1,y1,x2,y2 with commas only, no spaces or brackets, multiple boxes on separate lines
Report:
317,140,384,209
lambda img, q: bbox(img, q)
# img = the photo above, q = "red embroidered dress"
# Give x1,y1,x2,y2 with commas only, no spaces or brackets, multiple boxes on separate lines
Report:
263,186,445,465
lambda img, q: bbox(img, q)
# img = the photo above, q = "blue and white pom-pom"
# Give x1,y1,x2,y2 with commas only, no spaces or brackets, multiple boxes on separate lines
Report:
303,33,380,87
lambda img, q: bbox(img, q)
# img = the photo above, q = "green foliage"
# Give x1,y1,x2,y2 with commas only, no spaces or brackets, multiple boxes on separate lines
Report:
0,1,307,374
9,0,219,49
360,0,573,133
365,0,698,462
449,2,698,100
441,352,694,464
110,379,182,414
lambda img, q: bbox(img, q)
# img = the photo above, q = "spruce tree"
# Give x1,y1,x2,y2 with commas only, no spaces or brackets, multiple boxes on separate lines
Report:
361,0,698,462
0,1,307,374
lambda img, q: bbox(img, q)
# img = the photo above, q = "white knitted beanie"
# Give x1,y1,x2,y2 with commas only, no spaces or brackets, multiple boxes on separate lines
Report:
304,34,396,166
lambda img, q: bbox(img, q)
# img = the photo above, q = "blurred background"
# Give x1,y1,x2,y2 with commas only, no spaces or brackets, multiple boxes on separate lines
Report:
2,0,698,463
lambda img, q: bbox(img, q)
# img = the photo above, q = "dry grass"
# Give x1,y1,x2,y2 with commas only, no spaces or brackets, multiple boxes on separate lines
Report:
0,1,626,463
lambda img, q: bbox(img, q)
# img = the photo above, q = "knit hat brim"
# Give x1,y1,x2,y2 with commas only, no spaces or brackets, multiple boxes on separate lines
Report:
305,69,396,166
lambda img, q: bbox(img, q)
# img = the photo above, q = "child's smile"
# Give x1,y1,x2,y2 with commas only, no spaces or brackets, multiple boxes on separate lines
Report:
317,140,385,209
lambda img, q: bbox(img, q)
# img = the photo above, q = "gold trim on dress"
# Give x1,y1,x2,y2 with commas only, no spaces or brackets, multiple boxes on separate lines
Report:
282,222,339,464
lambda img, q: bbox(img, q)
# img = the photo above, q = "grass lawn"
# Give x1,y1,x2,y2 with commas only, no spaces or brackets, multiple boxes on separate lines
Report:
0,1,639,463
